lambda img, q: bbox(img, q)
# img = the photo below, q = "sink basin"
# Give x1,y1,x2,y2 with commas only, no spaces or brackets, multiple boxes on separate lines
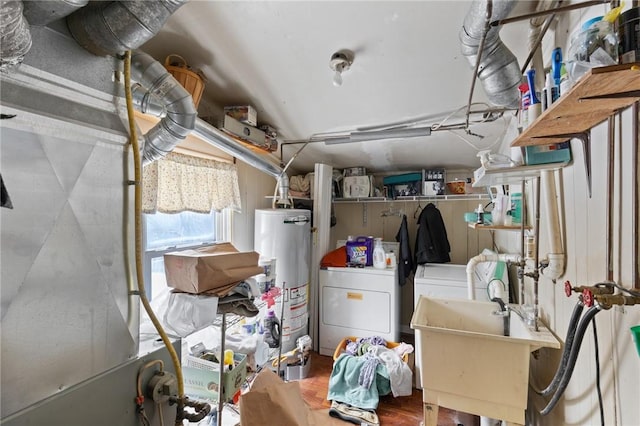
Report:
410,296,560,425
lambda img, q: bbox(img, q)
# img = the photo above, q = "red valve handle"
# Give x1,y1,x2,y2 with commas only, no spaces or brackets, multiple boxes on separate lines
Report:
583,289,594,307
564,281,573,297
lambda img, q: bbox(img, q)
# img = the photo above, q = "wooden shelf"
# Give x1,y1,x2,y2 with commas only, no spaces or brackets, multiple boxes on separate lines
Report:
511,63,640,147
468,223,531,231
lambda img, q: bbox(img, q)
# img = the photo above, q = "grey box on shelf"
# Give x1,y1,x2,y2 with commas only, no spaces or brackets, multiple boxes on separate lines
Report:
284,357,311,381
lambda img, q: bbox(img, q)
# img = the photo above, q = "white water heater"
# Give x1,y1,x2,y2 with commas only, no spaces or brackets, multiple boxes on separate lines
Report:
254,208,311,352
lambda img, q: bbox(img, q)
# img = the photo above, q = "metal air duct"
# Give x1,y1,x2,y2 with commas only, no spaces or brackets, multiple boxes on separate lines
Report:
460,0,521,108
130,51,197,165
132,84,282,178
67,0,187,57
0,1,32,72
22,0,88,26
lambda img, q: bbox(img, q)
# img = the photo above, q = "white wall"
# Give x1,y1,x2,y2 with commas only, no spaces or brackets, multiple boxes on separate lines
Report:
493,4,640,423
231,161,277,251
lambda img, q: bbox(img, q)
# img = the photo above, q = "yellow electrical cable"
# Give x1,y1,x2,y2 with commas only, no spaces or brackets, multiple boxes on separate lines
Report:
123,51,185,418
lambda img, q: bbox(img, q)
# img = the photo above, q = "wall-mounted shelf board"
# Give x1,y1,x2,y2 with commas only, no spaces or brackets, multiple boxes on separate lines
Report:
511,63,640,147
333,194,490,203
473,162,568,188
468,223,532,231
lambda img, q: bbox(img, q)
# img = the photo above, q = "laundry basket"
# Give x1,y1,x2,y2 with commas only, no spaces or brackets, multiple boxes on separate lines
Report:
164,54,206,108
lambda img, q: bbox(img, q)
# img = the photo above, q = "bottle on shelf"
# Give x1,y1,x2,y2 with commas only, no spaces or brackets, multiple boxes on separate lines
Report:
475,203,485,224
373,237,386,269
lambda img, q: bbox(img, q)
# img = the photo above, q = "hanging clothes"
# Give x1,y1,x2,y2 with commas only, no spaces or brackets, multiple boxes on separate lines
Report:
395,214,413,286
414,203,451,264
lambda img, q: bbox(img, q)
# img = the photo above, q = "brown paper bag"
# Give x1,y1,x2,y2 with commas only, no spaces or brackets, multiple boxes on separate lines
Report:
240,369,343,426
164,243,263,294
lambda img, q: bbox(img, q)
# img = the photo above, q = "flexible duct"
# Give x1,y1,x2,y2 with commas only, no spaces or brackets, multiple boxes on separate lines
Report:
541,305,602,415
0,1,32,72
130,51,196,165
466,252,522,300
533,299,584,397
22,0,88,26
460,0,522,108
67,0,187,57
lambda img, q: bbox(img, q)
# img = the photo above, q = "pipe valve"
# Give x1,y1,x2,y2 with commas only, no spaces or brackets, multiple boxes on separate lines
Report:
582,290,640,309
564,281,615,298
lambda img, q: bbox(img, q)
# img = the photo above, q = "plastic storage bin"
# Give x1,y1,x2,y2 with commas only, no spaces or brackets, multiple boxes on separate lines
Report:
183,352,247,402
525,142,571,165
566,17,618,83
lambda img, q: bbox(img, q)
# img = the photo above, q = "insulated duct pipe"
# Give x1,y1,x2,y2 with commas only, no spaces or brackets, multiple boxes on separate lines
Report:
22,0,88,26
132,85,283,178
540,170,565,279
67,0,187,57
193,120,283,179
466,252,522,300
460,0,522,108
0,1,32,72
130,51,196,165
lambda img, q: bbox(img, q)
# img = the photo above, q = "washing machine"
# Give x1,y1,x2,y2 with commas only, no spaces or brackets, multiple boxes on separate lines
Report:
318,242,400,357
413,263,491,389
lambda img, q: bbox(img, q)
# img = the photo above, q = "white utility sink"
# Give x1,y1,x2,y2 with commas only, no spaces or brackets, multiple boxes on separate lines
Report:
410,296,560,426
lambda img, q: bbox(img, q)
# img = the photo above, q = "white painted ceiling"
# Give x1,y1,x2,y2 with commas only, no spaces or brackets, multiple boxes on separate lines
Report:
141,1,536,174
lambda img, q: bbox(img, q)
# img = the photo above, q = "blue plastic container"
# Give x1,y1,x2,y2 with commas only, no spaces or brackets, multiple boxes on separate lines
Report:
525,142,571,165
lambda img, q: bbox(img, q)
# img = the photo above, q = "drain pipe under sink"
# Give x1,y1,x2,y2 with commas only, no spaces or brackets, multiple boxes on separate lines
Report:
466,252,522,300
540,169,565,280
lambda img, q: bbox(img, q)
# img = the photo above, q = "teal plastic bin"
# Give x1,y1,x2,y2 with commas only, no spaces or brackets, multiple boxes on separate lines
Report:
525,142,571,165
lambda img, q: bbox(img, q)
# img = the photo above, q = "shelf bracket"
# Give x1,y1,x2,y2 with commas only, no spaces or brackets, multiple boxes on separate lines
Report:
575,131,592,198
532,131,591,197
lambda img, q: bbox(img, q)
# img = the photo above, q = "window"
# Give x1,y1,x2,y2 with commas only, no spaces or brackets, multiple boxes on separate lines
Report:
143,209,230,300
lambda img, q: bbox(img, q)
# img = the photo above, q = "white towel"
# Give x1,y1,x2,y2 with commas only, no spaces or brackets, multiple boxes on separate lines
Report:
371,346,413,397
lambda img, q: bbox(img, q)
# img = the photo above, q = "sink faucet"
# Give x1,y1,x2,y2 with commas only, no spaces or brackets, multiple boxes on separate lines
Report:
491,298,509,336
507,304,538,330
491,300,538,334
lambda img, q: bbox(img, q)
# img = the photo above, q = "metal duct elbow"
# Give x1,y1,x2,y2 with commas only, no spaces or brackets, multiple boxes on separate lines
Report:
67,0,187,57
22,0,88,26
130,51,196,165
460,0,521,108
0,1,32,72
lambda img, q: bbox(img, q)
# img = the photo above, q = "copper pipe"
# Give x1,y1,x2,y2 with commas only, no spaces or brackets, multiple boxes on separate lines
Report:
491,0,610,26
607,116,615,282
534,176,541,331
633,102,639,289
520,179,527,305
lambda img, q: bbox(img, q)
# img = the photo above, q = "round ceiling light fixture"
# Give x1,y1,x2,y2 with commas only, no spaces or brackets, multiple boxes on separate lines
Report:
329,51,353,87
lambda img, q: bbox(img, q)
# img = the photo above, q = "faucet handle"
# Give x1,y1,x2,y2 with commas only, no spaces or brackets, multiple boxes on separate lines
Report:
564,280,575,297
583,288,595,307
491,310,509,317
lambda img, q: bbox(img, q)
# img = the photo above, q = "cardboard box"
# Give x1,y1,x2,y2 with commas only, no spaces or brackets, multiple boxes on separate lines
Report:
183,352,247,402
164,243,263,294
224,105,257,126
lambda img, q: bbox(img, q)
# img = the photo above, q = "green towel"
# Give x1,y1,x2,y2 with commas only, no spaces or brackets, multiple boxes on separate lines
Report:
327,353,391,410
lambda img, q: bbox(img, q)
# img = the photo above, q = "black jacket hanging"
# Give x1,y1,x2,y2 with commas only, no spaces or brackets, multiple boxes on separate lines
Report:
414,203,450,264
395,214,413,286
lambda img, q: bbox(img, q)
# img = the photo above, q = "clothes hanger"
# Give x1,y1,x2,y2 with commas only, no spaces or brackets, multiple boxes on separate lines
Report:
413,200,422,219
